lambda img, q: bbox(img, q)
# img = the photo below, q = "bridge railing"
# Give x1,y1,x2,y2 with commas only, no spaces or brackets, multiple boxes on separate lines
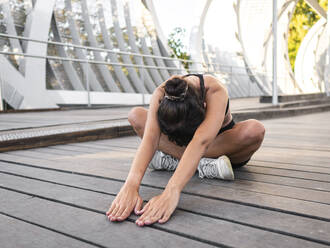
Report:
0,33,287,109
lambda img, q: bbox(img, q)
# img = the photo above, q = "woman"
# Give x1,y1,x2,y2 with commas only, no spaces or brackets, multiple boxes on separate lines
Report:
106,74,265,226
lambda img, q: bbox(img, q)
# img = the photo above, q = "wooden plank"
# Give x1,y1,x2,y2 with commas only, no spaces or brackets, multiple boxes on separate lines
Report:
4,152,330,198
3,150,330,197
0,189,213,248
261,143,330,153
3,151,330,204
0,153,133,176
263,137,330,148
8,145,330,183
264,134,330,143
1,155,330,220
0,214,95,248
235,171,330,192
4,146,136,161
261,112,330,124
239,164,330,182
41,144,135,155
1,174,329,247
1,161,330,246
70,142,137,152
52,143,137,156
33,147,92,156
3,150,135,167
91,137,141,148
250,160,330,173
2,151,56,161
264,131,330,140
254,147,330,166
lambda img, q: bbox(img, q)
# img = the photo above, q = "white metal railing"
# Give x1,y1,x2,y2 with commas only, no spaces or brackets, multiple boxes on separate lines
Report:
0,49,277,77
0,50,187,71
0,33,265,71
0,33,286,108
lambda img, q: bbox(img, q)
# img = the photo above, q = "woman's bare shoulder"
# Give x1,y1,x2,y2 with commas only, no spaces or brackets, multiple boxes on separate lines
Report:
203,74,228,94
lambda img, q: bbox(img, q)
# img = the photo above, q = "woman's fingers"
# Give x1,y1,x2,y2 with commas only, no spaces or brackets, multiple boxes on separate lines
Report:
138,201,150,215
109,204,121,221
117,206,132,221
106,201,116,216
114,195,143,221
158,211,170,224
134,196,143,215
144,214,162,225
136,206,153,226
144,208,163,225
106,201,117,216
115,204,130,221
136,205,165,226
107,184,145,222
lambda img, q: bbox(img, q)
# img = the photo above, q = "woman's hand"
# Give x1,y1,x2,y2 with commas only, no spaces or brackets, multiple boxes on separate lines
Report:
106,183,143,222
135,187,180,226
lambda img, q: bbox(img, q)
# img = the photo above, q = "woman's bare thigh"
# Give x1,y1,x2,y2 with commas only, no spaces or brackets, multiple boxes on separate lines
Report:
204,120,264,163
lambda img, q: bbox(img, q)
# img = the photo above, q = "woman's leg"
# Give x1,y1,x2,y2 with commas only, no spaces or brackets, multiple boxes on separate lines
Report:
204,120,265,164
128,107,265,165
128,107,186,158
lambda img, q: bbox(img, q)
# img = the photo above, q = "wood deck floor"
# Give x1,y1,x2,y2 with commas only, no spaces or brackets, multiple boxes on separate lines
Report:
1,112,330,248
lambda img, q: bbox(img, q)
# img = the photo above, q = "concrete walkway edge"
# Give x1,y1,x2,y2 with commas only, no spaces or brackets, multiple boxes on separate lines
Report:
1,102,330,152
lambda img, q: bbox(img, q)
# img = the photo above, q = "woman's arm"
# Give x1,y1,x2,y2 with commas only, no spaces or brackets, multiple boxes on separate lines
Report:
167,75,228,190
106,87,163,221
136,75,229,226
125,88,163,188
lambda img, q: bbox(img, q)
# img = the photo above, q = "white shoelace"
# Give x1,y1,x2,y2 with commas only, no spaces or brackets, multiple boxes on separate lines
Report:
161,153,179,171
198,159,220,178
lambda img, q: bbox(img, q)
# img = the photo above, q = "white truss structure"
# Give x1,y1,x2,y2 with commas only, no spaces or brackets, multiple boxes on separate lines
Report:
0,0,328,109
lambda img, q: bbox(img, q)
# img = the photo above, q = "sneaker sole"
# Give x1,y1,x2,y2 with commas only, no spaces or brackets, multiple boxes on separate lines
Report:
219,155,235,180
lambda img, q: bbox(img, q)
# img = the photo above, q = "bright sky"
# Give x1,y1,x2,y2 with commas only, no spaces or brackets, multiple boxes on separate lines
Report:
152,0,205,34
152,0,240,52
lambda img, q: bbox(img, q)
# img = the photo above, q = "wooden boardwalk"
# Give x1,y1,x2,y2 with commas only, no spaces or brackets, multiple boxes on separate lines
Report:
1,111,330,248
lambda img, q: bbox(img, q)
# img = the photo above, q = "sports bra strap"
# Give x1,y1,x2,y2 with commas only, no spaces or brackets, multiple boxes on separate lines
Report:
183,74,229,115
184,73,205,102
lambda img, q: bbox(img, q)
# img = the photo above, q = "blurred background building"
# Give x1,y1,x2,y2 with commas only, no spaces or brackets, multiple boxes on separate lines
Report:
0,0,328,109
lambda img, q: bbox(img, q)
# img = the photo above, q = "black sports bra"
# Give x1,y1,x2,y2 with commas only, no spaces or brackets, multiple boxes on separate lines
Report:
183,74,229,115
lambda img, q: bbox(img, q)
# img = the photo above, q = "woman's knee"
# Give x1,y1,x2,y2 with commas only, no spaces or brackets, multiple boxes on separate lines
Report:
128,107,147,137
239,120,265,147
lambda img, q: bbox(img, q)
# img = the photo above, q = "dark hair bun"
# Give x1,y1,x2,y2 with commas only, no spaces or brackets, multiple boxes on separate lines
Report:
164,77,187,97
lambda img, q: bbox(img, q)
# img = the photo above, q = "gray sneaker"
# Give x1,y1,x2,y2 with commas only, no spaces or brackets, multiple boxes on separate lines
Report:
149,150,179,171
197,155,234,180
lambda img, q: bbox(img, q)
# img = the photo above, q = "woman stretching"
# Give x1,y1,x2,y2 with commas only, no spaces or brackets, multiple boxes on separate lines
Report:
106,74,265,226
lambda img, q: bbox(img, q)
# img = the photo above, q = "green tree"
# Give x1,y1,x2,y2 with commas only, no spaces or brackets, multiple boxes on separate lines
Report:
168,27,191,69
288,0,328,71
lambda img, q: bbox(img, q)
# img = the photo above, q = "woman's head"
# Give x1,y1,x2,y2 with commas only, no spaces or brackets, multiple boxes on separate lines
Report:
157,76,206,147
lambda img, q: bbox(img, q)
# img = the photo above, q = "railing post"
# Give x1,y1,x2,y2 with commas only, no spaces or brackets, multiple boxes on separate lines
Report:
0,72,3,111
141,69,145,105
84,49,91,108
248,70,251,97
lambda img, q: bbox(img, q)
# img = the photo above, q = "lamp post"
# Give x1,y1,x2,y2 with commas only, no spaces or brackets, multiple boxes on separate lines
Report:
272,0,278,105
326,3,330,96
